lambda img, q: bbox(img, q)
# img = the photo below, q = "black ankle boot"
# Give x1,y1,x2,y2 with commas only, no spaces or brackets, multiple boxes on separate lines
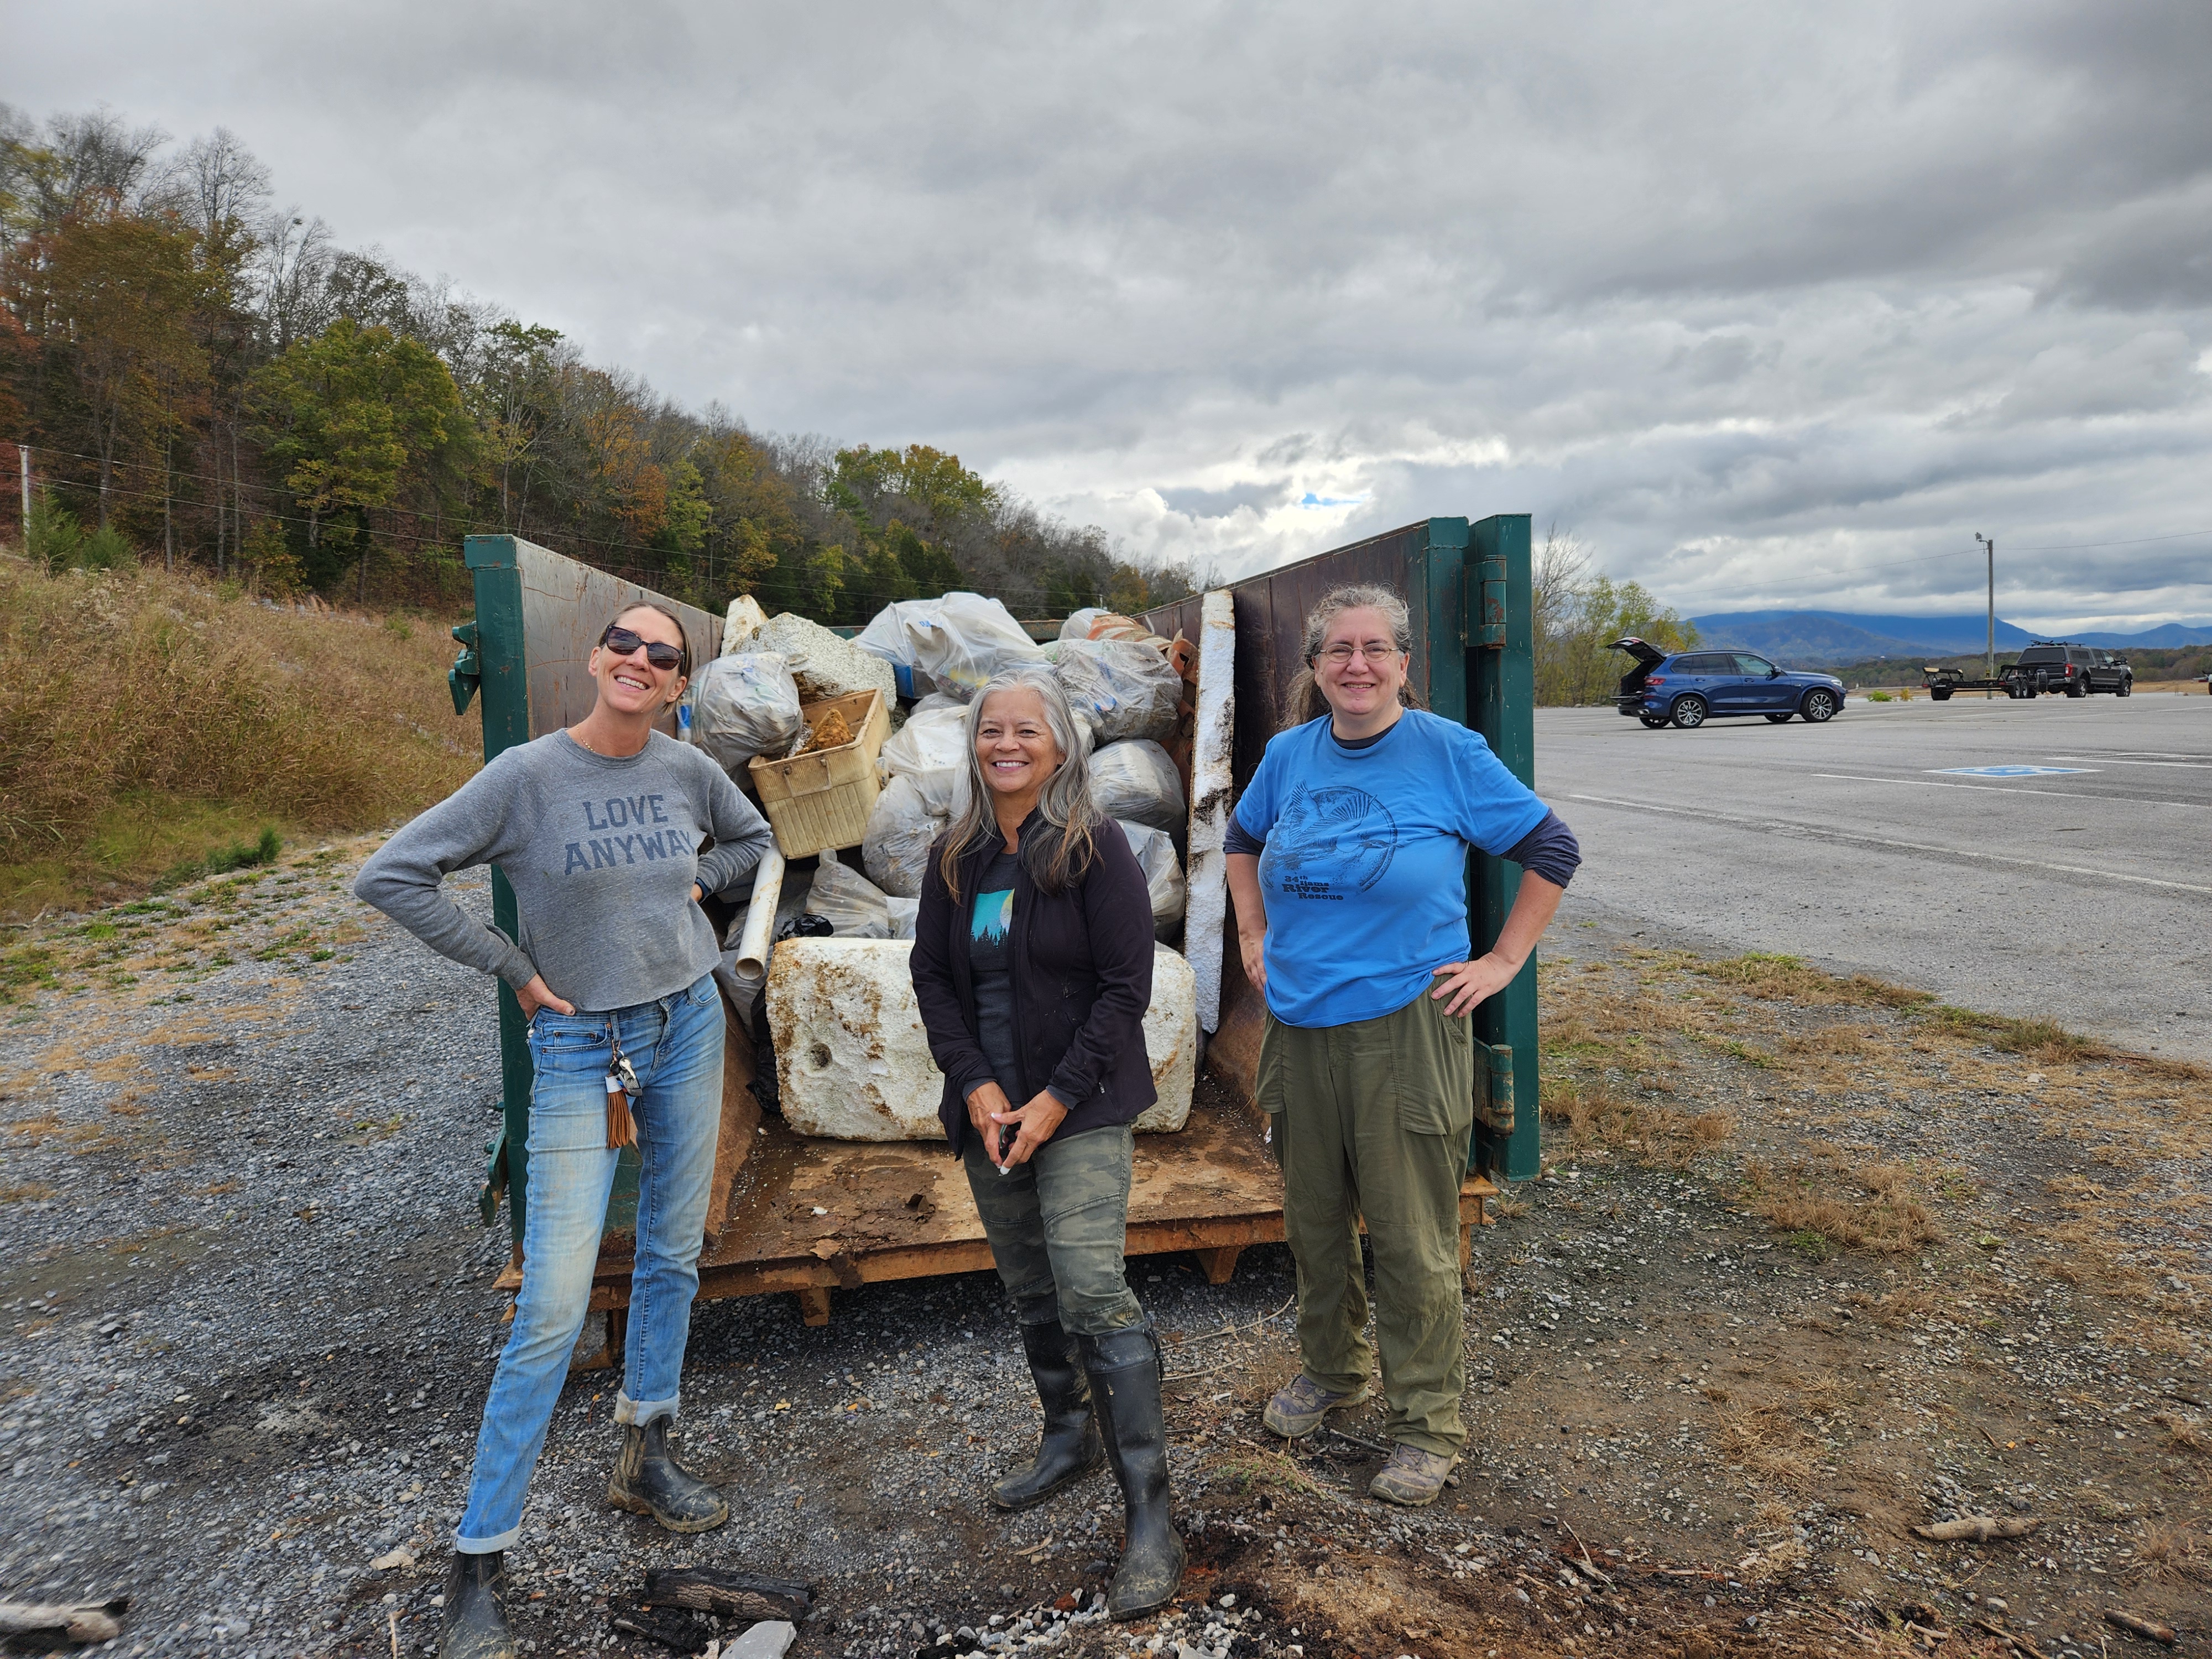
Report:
440,1550,515,1659
606,1414,730,1532
1079,1325,1185,1621
992,1317,1103,1510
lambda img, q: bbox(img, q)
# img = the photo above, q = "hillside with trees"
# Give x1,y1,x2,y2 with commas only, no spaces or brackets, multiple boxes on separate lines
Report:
0,105,1183,622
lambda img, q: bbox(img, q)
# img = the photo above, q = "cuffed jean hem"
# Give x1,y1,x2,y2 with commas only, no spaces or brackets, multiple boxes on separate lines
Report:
453,1524,521,1554
615,1389,680,1426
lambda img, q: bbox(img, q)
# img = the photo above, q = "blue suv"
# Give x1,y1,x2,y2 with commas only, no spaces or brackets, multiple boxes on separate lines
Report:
1609,638,1846,729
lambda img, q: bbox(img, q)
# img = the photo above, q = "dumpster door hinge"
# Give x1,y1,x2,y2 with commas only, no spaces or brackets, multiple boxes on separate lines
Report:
450,619,482,716
1469,557,1508,649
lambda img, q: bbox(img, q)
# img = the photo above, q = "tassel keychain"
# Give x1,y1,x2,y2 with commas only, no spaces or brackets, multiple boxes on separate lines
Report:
605,1034,640,1150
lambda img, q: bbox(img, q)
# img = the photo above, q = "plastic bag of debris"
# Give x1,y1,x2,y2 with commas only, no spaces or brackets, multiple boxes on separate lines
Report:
807,849,893,939
879,693,971,778
693,653,804,771
1060,608,1157,646
1117,820,1186,940
863,771,953,897
886,896,920,940
1055,637,1183,744
1088,739,1185,831
857,592,1045,701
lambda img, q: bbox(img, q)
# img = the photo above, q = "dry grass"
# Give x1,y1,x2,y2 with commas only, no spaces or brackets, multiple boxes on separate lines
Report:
1741,1157,1946,1254
2127,1522,2212,1585
0,559,478,917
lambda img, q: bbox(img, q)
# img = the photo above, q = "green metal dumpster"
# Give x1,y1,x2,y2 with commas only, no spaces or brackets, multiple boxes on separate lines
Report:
444,519,1533,1335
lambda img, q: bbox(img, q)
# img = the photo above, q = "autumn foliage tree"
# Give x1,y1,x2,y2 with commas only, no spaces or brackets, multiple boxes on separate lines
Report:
0,100,1185,621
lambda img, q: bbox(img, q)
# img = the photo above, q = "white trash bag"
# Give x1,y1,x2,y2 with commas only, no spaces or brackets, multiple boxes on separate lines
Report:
693,652,804,772
1088,739,1186,831
863,772,951,898
880,693,971,779
867,592,1045,702
1055,638,1183,744
886,896,920,940
807,849,893,939
1117,820,1186,940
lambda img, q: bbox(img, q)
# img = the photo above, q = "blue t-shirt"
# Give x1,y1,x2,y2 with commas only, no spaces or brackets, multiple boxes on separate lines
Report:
1230,710,1551,1028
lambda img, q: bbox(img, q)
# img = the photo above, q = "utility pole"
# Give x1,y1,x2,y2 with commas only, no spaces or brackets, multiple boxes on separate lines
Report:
16,444,27,538
1975,532,1995,698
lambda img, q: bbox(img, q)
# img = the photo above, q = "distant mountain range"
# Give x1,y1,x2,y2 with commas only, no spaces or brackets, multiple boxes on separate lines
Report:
1686,610,2212,666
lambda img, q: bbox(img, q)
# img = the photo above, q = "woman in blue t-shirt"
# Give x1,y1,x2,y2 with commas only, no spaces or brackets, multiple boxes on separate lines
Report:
1224,583,1580,1507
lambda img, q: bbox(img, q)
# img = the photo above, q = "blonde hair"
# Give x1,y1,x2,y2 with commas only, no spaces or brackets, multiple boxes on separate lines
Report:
936,666,1104,900
1280,583,1423,729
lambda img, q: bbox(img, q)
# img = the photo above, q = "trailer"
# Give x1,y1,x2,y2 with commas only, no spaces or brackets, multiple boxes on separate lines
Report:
448,519,1541,1350
1922,664,2027,701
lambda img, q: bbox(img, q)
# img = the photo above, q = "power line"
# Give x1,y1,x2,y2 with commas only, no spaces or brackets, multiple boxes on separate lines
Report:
12,465,1102,615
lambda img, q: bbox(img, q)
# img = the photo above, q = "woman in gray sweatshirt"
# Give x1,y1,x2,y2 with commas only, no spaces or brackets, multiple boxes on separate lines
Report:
354,601,773,1659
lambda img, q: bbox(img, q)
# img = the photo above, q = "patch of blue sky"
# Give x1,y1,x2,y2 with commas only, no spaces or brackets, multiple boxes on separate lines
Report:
1299,492,1369,509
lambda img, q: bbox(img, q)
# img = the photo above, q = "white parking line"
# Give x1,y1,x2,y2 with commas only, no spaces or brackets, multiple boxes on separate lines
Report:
2044,755,2212,769
1809,773,2189,807
1566,791,2212,895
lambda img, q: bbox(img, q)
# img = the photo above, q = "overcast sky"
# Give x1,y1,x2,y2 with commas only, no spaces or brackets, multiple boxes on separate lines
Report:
15,2,2212,627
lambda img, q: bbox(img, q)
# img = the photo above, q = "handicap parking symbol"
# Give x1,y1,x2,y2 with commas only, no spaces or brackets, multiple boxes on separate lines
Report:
1932,765,2095,777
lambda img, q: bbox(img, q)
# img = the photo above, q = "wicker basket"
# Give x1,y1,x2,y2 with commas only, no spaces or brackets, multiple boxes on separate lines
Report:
747,688,891,858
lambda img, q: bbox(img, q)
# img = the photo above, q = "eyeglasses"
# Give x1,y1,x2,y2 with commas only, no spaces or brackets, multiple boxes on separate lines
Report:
1317,642,1404,666
600,625,684,672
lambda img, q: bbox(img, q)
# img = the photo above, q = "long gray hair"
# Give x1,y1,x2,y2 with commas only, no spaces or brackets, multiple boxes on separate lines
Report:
937,665,1104,900
1280,582,1426,729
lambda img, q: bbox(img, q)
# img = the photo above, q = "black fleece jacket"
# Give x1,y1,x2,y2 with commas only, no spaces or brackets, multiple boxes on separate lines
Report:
910,810,1157,1156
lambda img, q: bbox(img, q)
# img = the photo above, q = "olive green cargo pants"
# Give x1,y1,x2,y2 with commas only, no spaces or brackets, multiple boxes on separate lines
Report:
1260,992,1475,1458
963,1123,1146,1336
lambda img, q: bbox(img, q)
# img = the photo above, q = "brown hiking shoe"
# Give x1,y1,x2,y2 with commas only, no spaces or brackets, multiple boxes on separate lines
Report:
1368,1443,1456,1507
1261,1374,1372,1439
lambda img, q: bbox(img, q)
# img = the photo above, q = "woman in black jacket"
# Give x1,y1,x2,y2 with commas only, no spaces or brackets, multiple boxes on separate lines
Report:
910,664,1183,1621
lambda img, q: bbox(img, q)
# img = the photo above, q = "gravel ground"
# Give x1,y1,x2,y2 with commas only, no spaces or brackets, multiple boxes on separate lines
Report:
1,842,2205,1658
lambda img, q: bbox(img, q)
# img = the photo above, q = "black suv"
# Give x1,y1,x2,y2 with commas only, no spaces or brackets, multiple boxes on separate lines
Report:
2005,641,2132,698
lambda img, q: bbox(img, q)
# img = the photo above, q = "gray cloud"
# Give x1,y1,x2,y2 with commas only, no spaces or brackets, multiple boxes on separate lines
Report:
13,0,2211,623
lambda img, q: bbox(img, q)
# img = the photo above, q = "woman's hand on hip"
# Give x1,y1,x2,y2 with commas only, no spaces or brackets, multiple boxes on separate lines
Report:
516,974,576,1019
966,1081,1013,1153
992,1089,1069,1168
1429,953,1517,1017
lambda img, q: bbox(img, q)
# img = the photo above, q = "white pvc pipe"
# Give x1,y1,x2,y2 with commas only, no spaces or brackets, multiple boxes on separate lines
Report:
733,847,787,979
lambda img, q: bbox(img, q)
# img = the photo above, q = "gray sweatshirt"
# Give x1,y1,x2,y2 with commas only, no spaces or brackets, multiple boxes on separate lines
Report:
353,729,774,1013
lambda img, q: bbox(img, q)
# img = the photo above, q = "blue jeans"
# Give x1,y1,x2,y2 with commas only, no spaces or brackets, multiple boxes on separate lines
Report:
455,973,724,1552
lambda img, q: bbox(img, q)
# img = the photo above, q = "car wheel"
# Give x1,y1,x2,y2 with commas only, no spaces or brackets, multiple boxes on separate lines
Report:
1800,688,1838,723
2067,677,2087,698
1639,715,1668,729
1933,686,1954,701
2034,670,2049,696
2119,678,2132,697
1670,695,1707,729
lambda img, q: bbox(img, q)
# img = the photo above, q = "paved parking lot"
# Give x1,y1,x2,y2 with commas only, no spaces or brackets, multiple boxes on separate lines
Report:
1537,688,2212,1063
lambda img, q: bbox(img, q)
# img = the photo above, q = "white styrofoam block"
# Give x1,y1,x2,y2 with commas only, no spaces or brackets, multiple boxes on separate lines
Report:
722,1621,797,1659
768,940,1197,1140
1184,589,1235,1032
750,611,898,703
722,594,770,653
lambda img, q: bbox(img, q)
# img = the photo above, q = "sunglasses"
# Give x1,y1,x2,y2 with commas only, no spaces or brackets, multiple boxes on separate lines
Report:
599,625,685,672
